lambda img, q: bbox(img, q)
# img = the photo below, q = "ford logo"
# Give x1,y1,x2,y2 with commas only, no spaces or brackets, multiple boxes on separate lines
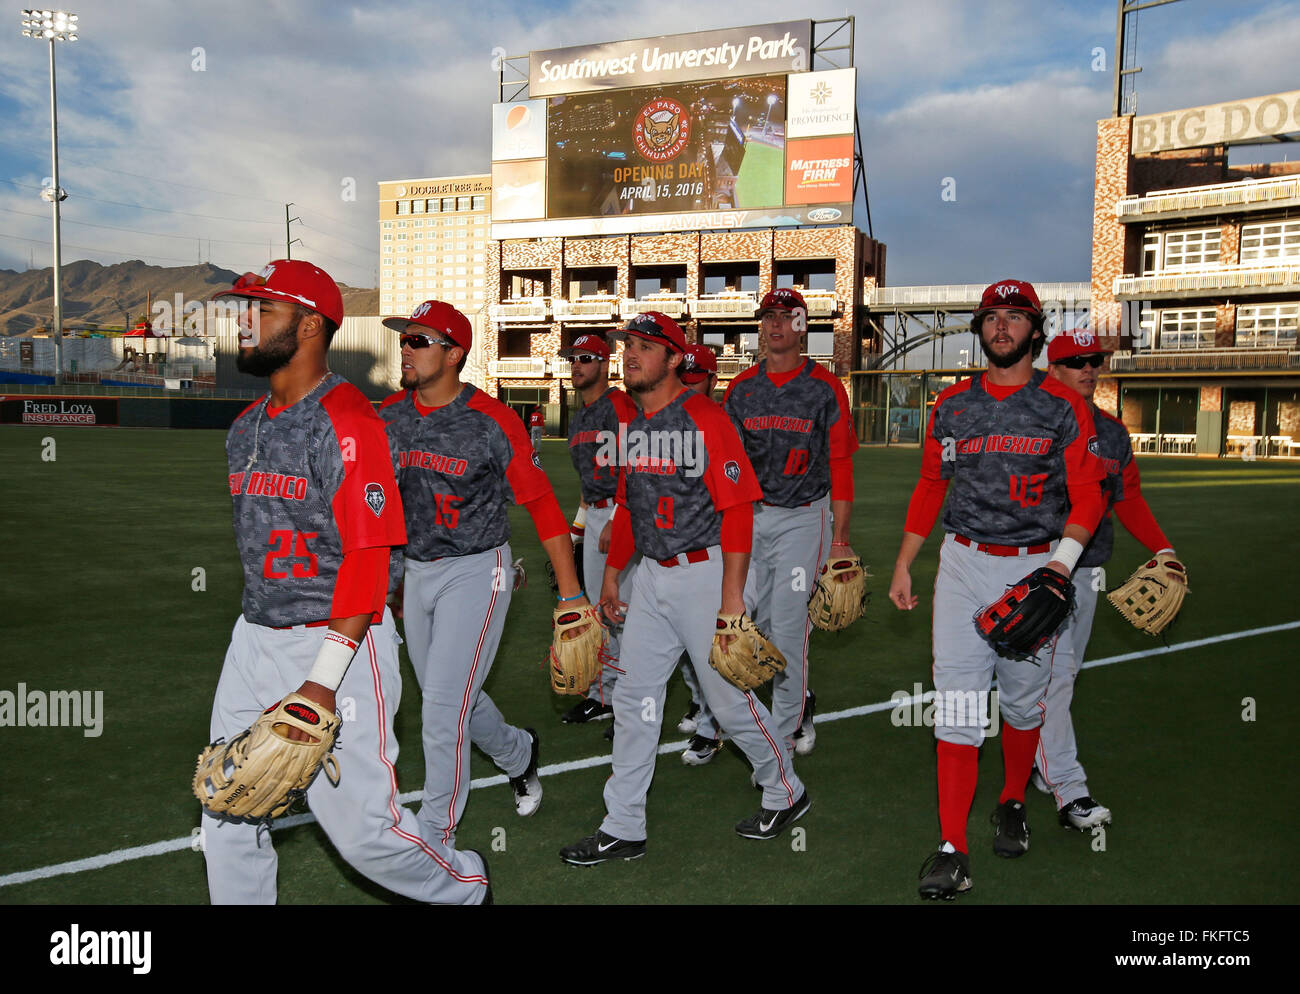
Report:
807,208,842,223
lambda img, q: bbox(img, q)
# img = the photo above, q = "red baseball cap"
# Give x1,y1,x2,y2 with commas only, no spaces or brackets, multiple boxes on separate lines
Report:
608,311,686,353
559,333,611,360
1048,326,1113,364
757,287,807,317
974,279,1042,317
382,299,472,351
680,344,718,384
214,260,344,327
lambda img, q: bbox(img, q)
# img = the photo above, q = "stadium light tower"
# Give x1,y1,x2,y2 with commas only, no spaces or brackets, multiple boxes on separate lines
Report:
19,9,78,385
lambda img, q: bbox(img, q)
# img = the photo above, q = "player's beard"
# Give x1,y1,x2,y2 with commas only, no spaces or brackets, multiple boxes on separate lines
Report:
626,361,669,395
236,318,300,377
980,330,1036,369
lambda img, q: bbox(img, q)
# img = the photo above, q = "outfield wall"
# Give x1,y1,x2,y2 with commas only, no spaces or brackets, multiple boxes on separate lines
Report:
0,394,253,429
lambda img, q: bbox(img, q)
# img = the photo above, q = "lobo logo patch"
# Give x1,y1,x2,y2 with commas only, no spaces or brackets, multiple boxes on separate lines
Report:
364,482,386,517
1087,435,1101,457
724,460,741,484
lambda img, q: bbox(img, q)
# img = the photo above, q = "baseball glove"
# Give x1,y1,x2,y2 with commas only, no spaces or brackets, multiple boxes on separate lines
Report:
709,613,788,691
549,603,608,695
973,566,1076,662
808,554,870,631
192,692,341,822
1107,552,1189,636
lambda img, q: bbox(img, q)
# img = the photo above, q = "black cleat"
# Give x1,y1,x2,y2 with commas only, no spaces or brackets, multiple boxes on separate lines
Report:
561,697,613,724
560,830,647,866
735,790,812,839
991,799,1030,858
917,843,972,900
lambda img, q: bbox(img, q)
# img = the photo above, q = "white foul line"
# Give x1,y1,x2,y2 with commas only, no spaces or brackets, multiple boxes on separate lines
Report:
3,619,1295,891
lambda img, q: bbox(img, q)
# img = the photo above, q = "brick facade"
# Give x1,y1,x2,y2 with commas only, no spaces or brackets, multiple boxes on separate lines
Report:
1091,117,1132,348
487,224,884,398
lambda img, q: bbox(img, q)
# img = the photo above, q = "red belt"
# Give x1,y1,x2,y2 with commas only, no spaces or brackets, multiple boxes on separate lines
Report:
657,548,711,568
588,498,613,510
273,619,331,630
954,534,1051,557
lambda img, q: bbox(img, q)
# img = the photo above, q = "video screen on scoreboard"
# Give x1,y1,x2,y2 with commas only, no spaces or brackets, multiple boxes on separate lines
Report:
545,75,788,220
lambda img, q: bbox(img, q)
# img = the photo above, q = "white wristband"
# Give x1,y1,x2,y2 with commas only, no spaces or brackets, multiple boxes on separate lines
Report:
1052,537,1085,574
306,631,359,691
573,504,588,529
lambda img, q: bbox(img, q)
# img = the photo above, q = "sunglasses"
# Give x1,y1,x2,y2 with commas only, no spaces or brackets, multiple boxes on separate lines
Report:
400,333,457,350
569,354,601,364
1057,355,1104,370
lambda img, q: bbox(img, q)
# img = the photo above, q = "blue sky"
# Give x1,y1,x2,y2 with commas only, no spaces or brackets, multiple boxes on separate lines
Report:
0,1,1297,289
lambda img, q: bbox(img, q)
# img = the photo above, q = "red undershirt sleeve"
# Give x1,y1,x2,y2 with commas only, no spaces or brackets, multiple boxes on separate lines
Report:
903,405,950,536
523,490,568,543
720,501,753,554
331,546,390,622
606,505,635,571
830,455,855,501
1063,404,1106,537
1113,459,1173,552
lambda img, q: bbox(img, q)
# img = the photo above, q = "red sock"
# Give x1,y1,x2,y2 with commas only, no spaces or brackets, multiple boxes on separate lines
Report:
936,740,978,853
1000,724,1041,803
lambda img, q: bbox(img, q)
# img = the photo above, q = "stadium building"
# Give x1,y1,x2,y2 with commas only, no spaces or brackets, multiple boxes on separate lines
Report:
481,19,886,431
1091,88,1300,459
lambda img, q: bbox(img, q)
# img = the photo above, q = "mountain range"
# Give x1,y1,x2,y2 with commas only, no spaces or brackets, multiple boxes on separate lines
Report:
0,260,379,337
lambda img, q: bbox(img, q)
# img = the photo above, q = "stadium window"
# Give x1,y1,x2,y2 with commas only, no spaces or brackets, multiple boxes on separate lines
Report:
1155,307,1216,349
472,195,486,211
457,196,471,211
396,200,410,215
1237,303,1300,348
1241,220,1300,263
1144,228,1220,273
442,198,456,212
412,199,425,213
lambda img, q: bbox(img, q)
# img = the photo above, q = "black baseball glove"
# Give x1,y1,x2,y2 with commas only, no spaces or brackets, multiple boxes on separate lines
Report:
973,566,1075,662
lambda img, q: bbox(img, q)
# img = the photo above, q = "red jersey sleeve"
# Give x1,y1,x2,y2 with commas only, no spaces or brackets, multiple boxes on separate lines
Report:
606,505,635,571
322,390,407,554
470,392,554,505
686,395,763,513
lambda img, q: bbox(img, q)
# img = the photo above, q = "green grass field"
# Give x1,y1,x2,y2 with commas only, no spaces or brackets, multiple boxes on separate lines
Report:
1,426,1296,905
735,140,784,209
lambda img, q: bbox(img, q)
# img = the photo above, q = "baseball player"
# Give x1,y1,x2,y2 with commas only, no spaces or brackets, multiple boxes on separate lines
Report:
888,280,1106,900
202,261,491,905
1036,327,1178,830
559,312,808,865
674,344,722,759
379,299,589,852
529,405,544,455
558,332,639,727
722,288,859,759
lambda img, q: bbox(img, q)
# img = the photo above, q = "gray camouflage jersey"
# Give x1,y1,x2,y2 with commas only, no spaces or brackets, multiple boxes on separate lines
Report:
931,370,1099,547
723,358,859,506
379,385,553,560
568,387,639,504
1079,405,1132,568
617,389,762,561
226,373,406,627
